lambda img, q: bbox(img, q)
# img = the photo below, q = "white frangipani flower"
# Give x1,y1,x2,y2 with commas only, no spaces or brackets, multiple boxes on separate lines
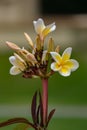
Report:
50,47,79,77
9,53,26,75
33,18,56,40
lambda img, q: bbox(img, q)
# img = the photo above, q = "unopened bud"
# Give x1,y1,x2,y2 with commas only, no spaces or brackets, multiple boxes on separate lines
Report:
47,38,54,52
24,32,34,49
36,36,42,51
21,47,29,55
55,45,60,53
17,48,30,63
6,41,20,51
42,50,48,64
27,52,37,65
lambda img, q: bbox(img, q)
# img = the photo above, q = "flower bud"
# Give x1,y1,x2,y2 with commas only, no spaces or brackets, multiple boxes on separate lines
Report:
6,41,20,51
27,52,37,65
55,45,60,53
24,32,34,48
42,50,48,64
36,36,42,51
47,38,54,53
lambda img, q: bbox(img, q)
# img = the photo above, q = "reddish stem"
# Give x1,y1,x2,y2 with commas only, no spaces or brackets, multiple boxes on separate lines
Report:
42,78,48,126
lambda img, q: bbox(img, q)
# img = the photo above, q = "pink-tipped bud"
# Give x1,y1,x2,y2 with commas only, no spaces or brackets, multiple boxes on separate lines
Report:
27,52,37,65
6,41,20,51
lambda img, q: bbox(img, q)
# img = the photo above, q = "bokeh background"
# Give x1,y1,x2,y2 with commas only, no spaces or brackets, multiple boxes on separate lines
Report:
0,0,87,130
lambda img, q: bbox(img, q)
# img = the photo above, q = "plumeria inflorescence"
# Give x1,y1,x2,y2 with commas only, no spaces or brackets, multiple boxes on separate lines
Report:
6,18,79,79
0,18,79,130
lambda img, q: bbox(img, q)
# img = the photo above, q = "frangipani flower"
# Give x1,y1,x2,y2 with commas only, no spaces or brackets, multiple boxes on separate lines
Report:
9,53,26,75
50,47,79,76
33,18,56,40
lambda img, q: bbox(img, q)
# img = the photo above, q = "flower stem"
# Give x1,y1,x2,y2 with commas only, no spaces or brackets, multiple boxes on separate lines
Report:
42,78,48,126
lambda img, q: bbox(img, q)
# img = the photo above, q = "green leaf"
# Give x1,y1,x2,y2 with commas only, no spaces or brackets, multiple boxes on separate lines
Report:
14,123,30,130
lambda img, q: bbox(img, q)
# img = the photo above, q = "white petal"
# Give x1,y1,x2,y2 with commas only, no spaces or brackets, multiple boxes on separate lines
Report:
70,59,79,71
10,66,21,75
9,56,16,66
50,52,61,63
33,18,45,34
46,22,56,32
59,69,71,77
62,47,72,61
14,53,26,70
9,54,26,71
51,62,61,71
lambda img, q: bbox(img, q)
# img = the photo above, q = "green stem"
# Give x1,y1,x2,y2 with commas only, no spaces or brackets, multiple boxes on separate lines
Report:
42,78,48,126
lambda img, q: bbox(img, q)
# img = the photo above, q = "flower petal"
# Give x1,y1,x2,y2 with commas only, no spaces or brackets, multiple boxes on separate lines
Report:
14,54,26,71
33,18,45,34
64,60,75,69
70,59,79,71
46,22,56,32
42,23,56,37
59,66,71,77
50,52,61,63
51,62,61,71
9,56,16,66
62,47,72,61
9,54,26,71
10,66,21,75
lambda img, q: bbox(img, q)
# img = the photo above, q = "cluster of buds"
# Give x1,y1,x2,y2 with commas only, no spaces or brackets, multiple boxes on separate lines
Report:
6,18,79,78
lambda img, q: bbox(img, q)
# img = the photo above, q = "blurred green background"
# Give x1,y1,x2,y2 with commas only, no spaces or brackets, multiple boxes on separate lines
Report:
0,0,87,130
0,51,87,129
0,51,87,105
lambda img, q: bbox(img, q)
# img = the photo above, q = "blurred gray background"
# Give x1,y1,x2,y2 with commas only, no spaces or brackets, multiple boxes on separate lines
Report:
0,0,87,54
0,1,87,130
